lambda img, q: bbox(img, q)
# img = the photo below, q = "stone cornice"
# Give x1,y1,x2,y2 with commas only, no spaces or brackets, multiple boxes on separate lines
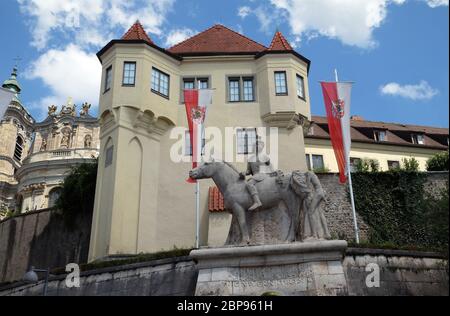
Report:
15,158,97,180
262,112,309,130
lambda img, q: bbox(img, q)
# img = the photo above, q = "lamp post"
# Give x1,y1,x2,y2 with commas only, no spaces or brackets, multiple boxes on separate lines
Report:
23,266,50,296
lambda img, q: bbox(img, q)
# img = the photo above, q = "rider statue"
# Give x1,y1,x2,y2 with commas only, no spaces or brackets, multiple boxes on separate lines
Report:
240,136,274,211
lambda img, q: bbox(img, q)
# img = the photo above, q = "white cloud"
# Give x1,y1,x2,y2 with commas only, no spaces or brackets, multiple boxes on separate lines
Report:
165,28,196,48
380,81,439,100
238,6,251,18
255,0,448,48
26,44,102,119
17,0,176,50
267,0,410,49
424,0,449,7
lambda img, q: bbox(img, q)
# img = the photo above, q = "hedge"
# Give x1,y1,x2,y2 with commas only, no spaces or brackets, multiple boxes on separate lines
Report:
352,171,448,252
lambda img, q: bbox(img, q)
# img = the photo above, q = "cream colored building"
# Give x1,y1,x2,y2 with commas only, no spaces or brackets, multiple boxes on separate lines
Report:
304,116,448,172
89,23,312,261
89,22,449,262
0,67,100,219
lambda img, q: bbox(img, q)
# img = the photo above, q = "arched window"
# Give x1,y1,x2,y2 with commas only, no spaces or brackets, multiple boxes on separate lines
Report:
14,136,24,162
48,187,62,209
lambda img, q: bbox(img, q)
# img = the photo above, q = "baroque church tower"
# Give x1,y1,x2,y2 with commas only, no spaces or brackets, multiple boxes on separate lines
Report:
0,67,35,212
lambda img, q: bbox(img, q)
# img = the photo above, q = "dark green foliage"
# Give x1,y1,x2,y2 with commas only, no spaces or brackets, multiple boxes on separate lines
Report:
402,158,420,172
426,151,449,171
313,167,331,174
355,158,380,173
352,171,448,252
422,186,449,251
55,160,98,229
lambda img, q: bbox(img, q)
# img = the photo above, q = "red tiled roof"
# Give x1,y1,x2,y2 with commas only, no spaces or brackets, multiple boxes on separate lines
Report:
168,24,267,55
308,116,449,149
268,31,293,51
122,20,153,44
209,187,226,212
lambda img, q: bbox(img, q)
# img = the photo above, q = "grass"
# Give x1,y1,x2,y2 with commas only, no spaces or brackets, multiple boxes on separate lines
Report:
348,241,448,256
51,248,193,275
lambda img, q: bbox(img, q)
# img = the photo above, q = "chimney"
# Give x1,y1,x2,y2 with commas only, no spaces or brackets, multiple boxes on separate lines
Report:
351,115,365,121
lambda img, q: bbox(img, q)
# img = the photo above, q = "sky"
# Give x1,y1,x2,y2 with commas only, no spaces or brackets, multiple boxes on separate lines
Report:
0,0,448,127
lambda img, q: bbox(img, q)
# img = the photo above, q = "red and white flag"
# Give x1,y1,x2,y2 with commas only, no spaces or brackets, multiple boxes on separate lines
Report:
320,82,353,184
184,89,214,183
0,87,15,119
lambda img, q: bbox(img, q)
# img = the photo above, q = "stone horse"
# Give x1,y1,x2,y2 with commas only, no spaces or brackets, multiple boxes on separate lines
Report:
189,161,306,244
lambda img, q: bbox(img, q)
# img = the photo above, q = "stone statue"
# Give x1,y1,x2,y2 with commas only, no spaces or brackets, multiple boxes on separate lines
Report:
190,161,331,245
240,137,274,211
60,129,71,148
84,135,92,148
61,97,76,116
48,105,57,116
291,171,331,240
80,102,91,116
40,138,47,152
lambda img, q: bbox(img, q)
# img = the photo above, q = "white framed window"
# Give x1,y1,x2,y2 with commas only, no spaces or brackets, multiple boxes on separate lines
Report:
296,74,305,99
227,76,255,102
374,130,387,142
198,78,209,90
243,78,255,101
306,154,312,171
388,160,400,170
151,67,170,98
237,129,257,155
275,71,288,95
412,134,425,145
312,155,325,170
229,78,240,102
350,158,361,173
122,62,136,86
104,65,112,92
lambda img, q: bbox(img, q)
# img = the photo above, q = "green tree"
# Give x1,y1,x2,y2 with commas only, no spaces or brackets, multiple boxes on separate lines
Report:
56,160,98,229
426,151,449,171
402,157,420,172
355,158,380,173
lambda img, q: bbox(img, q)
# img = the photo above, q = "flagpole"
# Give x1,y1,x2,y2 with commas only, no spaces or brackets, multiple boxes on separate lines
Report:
335,69,360,244
195,123,202,249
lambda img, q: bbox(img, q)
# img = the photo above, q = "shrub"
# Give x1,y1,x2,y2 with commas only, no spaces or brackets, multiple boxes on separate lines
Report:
56,160,98,229
313,167,331,174
426,151,449,171
352,171,448,251
402,157,420,172
355,158,380,173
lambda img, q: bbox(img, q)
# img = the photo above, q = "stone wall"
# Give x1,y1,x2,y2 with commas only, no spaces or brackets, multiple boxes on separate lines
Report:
0,250,446,296
0,209,91,283
317,173,370,241
317,171,449,242
0,257,197,296
344,248,449,296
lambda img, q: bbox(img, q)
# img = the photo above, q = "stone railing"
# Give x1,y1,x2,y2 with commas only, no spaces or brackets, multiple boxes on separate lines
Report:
23,148,98,164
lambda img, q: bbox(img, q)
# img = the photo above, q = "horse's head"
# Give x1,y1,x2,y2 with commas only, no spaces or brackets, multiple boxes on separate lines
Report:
189,161,220,180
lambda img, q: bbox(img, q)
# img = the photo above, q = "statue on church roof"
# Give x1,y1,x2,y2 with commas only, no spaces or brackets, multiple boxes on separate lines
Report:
80,102,91,116
48,105,57,117
60,97,76,116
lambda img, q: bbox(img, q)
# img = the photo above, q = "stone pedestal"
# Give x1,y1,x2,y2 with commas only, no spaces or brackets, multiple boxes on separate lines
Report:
190,240,348,296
